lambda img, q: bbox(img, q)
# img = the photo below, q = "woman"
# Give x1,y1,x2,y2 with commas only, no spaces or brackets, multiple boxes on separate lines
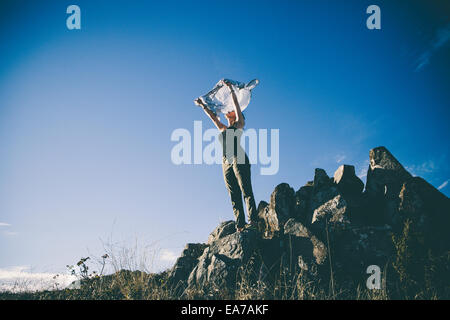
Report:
194,80,257,232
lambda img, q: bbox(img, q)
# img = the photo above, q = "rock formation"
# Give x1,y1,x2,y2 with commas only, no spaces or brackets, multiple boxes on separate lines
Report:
167,146,450,298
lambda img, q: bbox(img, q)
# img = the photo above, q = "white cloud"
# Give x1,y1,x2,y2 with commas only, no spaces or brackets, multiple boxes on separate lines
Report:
357,159,370,179
405,160,436,177
335,154,346,164
415,23,450,71
159,249,179,263
438,179,449,190
2,231,18,236
0,266,78,293
0,223,18,236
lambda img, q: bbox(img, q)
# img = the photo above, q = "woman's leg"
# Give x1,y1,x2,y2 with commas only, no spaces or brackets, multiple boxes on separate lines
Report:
233,161,258,224
222,161,246,228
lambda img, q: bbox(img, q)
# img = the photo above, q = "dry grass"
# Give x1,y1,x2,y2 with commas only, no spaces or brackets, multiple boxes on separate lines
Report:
1,220,447,300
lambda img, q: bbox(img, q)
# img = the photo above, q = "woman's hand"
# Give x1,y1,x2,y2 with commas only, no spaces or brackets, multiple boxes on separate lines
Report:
194,98,206,108
223,79,234,89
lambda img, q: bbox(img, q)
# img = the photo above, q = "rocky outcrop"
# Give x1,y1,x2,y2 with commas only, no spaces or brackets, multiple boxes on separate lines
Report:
366,146,412,198
186,228,259,295
284,218,327,266
312,195,348,225
294,184,313,222
257,183,295,238
364,146,414,225
167,146,449,298
207,220,237,244
309,169,340,216
397,177,450,251
168,243,207,293
334,165,364,196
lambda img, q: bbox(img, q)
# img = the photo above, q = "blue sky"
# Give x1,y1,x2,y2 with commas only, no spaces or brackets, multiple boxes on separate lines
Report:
0,0,449,280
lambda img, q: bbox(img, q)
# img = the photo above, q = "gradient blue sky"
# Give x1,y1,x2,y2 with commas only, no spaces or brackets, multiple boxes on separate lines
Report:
0,0,449,276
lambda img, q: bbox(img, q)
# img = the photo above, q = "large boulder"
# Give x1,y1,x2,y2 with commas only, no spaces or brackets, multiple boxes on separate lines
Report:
207,220,236,244
313,168,333,191
330,225,394,281
364,147,413,225
294,184,313,223
284,218,327,265
397,177,450,252
308,169,341,225
283,219,329,285
284,218,393,285
348,225,394,265
269,183,296,226
168,243,207,292
258,183,295,238
187,228,259,295
333,165,364,196
366,146,412,198
312,194,350,229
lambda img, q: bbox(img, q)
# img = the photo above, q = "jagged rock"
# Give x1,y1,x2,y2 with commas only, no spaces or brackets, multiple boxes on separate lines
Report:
284,218,393,283
207,220,236,244
168,146,449,298
269,183,296,224
332,165,367,226
284,218,327,265
330,225,394,279
308,169,341,225
312,194,350,228
187,229,259,293
258,183,295,238
168,243,207,291
257,200,269,213
334,165,364,196
397,177,450,251
366,146,412,198
398,177,449,223
284,218,312,238
310,185,340,213
294,185,313,222
349,225,393,263
363,147,413,225
311,169,339,207
297,185,313,200
314,168,333,191
282,219,329,286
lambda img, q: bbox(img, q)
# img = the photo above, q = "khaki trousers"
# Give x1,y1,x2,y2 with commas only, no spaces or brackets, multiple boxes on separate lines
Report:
222,156,257,228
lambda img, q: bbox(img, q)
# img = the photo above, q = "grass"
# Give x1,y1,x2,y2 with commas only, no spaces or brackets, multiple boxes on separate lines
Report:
1,219,448,300
0,265,391,300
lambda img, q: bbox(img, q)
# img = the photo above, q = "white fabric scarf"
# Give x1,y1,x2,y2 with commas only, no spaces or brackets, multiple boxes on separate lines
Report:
197,79,259,115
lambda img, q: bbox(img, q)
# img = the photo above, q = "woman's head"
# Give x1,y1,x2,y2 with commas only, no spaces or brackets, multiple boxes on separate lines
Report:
225,111,245,126
225,111,236,125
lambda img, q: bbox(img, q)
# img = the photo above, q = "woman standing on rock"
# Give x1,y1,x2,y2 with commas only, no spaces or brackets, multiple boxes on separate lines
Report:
194,80,257,232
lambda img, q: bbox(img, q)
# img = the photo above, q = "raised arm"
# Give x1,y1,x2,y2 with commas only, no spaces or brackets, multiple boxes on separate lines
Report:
194,98,227,131
223,80,245,129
